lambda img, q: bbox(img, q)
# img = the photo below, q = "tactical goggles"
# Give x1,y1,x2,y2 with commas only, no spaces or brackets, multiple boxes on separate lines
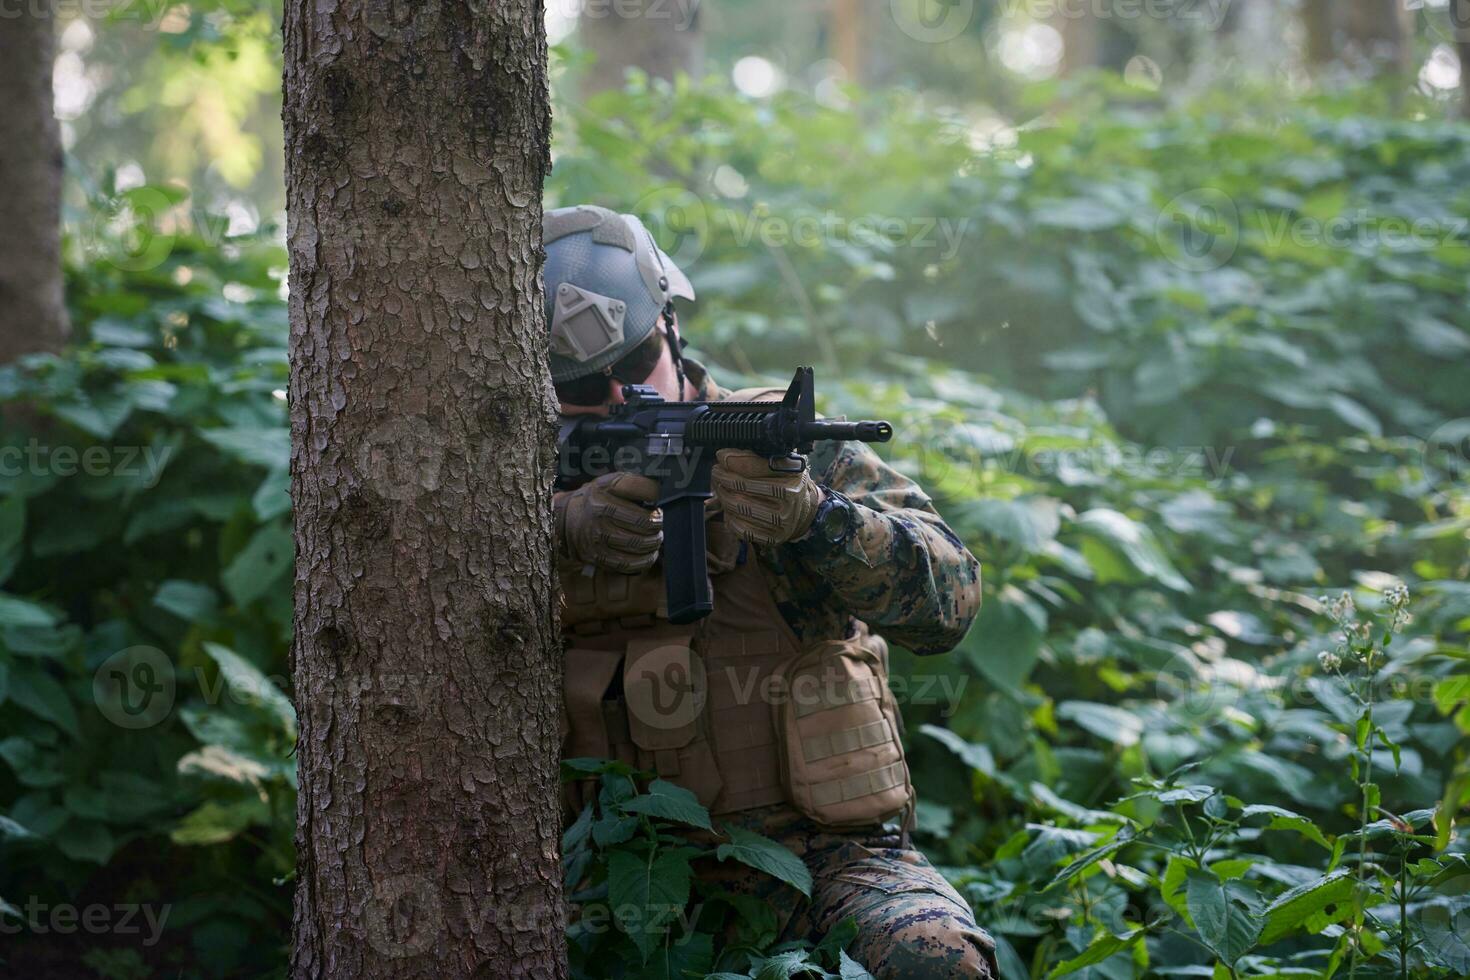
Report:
553,327,667,406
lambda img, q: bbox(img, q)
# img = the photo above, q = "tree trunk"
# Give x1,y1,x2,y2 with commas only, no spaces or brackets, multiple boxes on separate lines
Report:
1462,39,1470,120
1303,0,1412,76
281,1,564,978
1057,8,1101,76
1339,0,1412,75
829,0,863,84
0,0,69,364
1302,0,1336,68
579,0,703,96
1055,4,1133,76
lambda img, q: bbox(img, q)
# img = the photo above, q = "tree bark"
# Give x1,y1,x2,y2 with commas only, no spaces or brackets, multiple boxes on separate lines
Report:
1339,0,1412,75
282,2,564,978
1461,39,1470,120
829,0,863,84
1302,0,1336,68
1055,4,1132,76
579,0,703,96
0,0,69,364
1303,0,1412,76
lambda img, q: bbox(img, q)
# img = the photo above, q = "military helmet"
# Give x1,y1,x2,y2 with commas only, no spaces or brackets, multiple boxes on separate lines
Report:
542,205,695,383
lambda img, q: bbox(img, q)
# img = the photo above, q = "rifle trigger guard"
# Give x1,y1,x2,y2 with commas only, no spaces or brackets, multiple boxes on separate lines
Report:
768,452,806,475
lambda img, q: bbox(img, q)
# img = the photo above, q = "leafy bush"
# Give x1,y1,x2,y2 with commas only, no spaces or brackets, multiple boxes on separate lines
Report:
2,77,1468,977
0,211,295,977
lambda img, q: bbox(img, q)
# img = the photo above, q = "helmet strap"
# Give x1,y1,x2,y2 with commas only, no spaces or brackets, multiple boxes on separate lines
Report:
664,301,687,402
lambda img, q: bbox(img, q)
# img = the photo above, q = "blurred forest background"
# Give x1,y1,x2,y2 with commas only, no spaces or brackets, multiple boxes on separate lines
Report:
1,0,1469,977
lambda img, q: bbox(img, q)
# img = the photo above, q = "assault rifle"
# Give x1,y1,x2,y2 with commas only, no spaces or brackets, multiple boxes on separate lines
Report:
556,367,893,624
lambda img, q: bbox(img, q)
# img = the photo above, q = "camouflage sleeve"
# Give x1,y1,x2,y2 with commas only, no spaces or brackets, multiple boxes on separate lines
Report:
787,441,981,656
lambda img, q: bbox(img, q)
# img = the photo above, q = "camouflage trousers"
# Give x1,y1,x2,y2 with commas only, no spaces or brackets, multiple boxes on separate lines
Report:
699,808,997,979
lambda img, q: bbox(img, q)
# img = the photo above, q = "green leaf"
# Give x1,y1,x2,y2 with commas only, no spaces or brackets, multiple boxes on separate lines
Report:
1186,868,1260,965
1072,509,1191,592
1240,804,1332,850
9,666,80,739
0,593,58,629
153,579,219,623
813,915,859,965
0,814,35,840
619,779,714,831
55,820,116,864
1022,825,1099,876
1153,785,1217,805
220,522,293,607
1034,198,1122,232
252,468,291,521
962,497,1061,553
606,847,694,962
751,950,825,980
1057,701,1143,747
197,426,290,470
1420,900,1470,974
1259,869,1355,946
200,641,295,735
962,589,1044,691
1048,928,1143,978
593,811,638,847
170,797,270,846
919,723,995,776
0,494,25,585
717,826,813,897
838,949,876,980
1046,826,1136,890
1161,855,1198,922
3,623,82,658
646,928,713,980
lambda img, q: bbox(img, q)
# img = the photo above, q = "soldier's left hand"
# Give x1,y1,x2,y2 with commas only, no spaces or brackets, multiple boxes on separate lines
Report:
711,449,822,546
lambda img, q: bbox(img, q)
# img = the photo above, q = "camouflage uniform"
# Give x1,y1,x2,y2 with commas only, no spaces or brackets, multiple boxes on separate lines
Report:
563,360,993,979
682,359,982,658
692,806,998,979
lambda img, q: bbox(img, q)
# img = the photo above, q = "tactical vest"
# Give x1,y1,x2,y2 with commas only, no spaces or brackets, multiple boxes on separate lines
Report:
560,511,915,830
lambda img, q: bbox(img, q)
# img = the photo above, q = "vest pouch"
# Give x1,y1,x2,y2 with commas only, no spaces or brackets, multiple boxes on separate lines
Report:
563,647,627,815
622,636,724,807
777,635,913,831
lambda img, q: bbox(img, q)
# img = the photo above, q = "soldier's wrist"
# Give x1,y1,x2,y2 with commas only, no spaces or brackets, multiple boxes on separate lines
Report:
789,486,856,557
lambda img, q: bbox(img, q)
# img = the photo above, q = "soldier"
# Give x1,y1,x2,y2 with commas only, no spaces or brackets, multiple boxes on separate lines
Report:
547,204,995,979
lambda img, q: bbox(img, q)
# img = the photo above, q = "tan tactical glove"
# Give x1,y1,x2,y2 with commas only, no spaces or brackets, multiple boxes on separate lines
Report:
554,472,663,574
711,449,822,547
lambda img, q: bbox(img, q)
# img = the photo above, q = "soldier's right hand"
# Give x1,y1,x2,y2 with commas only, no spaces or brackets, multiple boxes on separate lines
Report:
554,472,663,574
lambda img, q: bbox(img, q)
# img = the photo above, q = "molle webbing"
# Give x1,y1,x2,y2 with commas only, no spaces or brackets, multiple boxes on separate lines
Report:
801,718,893,763
793,675,883,718
559,512,913,827
704,630,788,814
809,761,908,809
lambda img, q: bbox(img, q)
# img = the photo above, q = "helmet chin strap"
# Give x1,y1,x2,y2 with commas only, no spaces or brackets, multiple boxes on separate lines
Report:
664,301,687,402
